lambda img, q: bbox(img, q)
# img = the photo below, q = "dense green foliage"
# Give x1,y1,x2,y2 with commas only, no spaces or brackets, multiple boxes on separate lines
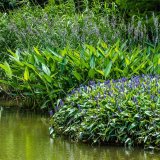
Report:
0,0,159,107
0,2,159,107
0,43,159,108
0,0,159,150
1,0,160,15
116,0,160,15
0,3,159,56
51,75,160,150
0,0,47,11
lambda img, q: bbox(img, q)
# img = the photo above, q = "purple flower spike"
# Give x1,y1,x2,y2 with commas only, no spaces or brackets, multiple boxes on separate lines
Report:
117,106,122,112
132,96,137,103
97,81,101,86
104,80,110,85
95,96,98,101
77,88,81,93
59,99,64,107
84,85,87,92
55,105,59,112
121,77,127,82
150,95,155,100
49,110,54,116
77,104,81,111
89,81,95,85
71,89,75,95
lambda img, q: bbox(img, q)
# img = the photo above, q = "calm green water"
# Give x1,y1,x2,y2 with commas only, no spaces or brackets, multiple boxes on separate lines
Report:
0,109,160,160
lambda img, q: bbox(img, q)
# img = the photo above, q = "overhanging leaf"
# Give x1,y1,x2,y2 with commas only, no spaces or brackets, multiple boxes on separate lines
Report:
24,67,29,81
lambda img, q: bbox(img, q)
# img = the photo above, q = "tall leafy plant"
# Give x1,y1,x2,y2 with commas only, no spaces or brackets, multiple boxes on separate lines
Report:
0,41,159,109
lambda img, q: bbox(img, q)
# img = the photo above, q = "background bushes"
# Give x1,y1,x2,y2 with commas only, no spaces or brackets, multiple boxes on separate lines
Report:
1,0,160,15
116,0,160,15
0,0,48,12
0,4,159,56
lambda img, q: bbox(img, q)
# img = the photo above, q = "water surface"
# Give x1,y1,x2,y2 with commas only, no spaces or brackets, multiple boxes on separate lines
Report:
0,109,160,160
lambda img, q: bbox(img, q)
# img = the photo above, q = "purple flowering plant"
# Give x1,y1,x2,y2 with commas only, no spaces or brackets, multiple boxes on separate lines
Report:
52,75,160,150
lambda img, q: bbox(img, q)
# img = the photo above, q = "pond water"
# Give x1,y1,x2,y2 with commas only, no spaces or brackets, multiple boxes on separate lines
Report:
0,108,160,160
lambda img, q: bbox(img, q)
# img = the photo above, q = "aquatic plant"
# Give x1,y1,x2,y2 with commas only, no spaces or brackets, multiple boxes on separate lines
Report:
0,3,160,56
0,41,159,108
0,42,159,108
51,75,160,150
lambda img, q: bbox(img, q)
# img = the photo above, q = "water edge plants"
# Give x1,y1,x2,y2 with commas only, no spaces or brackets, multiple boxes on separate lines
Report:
0,42,159,109
50,75,160,150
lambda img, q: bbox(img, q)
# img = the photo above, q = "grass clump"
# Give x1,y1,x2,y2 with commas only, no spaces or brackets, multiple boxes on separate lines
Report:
51,75,160,150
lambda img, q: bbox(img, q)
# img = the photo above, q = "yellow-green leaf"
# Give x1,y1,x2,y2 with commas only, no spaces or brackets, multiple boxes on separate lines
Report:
24,67,29,81
34,47,41,55
0,61,12,79
125,57,130,65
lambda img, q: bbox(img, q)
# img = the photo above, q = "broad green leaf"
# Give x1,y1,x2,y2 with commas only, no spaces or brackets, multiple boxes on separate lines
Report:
86,45,97,56
0,61,12,79
96,69,104,76
43,74,52,83
88,69,95,78
125,57,130,65
8,49,19,60
34,47,41,55
48,48,62,59
104,61,112,78
24,67,29,81
100,41,108,49
42,63,51,76
34,54,45,64
90,54,95,69
73,71,82,81
97,47,105,57
128,123,137,130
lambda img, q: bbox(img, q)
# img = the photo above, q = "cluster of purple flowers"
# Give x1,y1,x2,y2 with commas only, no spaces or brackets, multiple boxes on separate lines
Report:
49,99,64,115
66,74,159,111
50,75,159,115
52,75,160,149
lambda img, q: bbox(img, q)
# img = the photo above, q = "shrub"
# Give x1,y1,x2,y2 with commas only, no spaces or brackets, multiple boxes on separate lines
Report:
51,75,160,150
0,42,159,108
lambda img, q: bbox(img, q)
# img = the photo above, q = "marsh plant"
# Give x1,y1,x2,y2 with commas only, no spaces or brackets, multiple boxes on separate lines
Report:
0,4,160,56
51,75,160,150
0,41,159,108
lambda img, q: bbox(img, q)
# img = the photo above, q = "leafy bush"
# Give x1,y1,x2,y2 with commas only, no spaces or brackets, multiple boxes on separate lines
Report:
51,75,160,150
0,41,159,108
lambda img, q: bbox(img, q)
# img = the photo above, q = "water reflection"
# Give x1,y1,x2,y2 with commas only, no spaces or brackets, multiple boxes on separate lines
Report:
0,110,160,160
0,106,3,120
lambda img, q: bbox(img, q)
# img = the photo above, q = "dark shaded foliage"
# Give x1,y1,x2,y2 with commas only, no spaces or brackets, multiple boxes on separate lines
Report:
116,0,160,15
30,0,48,6
0,0,48,12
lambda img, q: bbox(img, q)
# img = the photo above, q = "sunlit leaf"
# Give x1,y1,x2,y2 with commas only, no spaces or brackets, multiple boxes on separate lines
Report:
24,67,29,81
